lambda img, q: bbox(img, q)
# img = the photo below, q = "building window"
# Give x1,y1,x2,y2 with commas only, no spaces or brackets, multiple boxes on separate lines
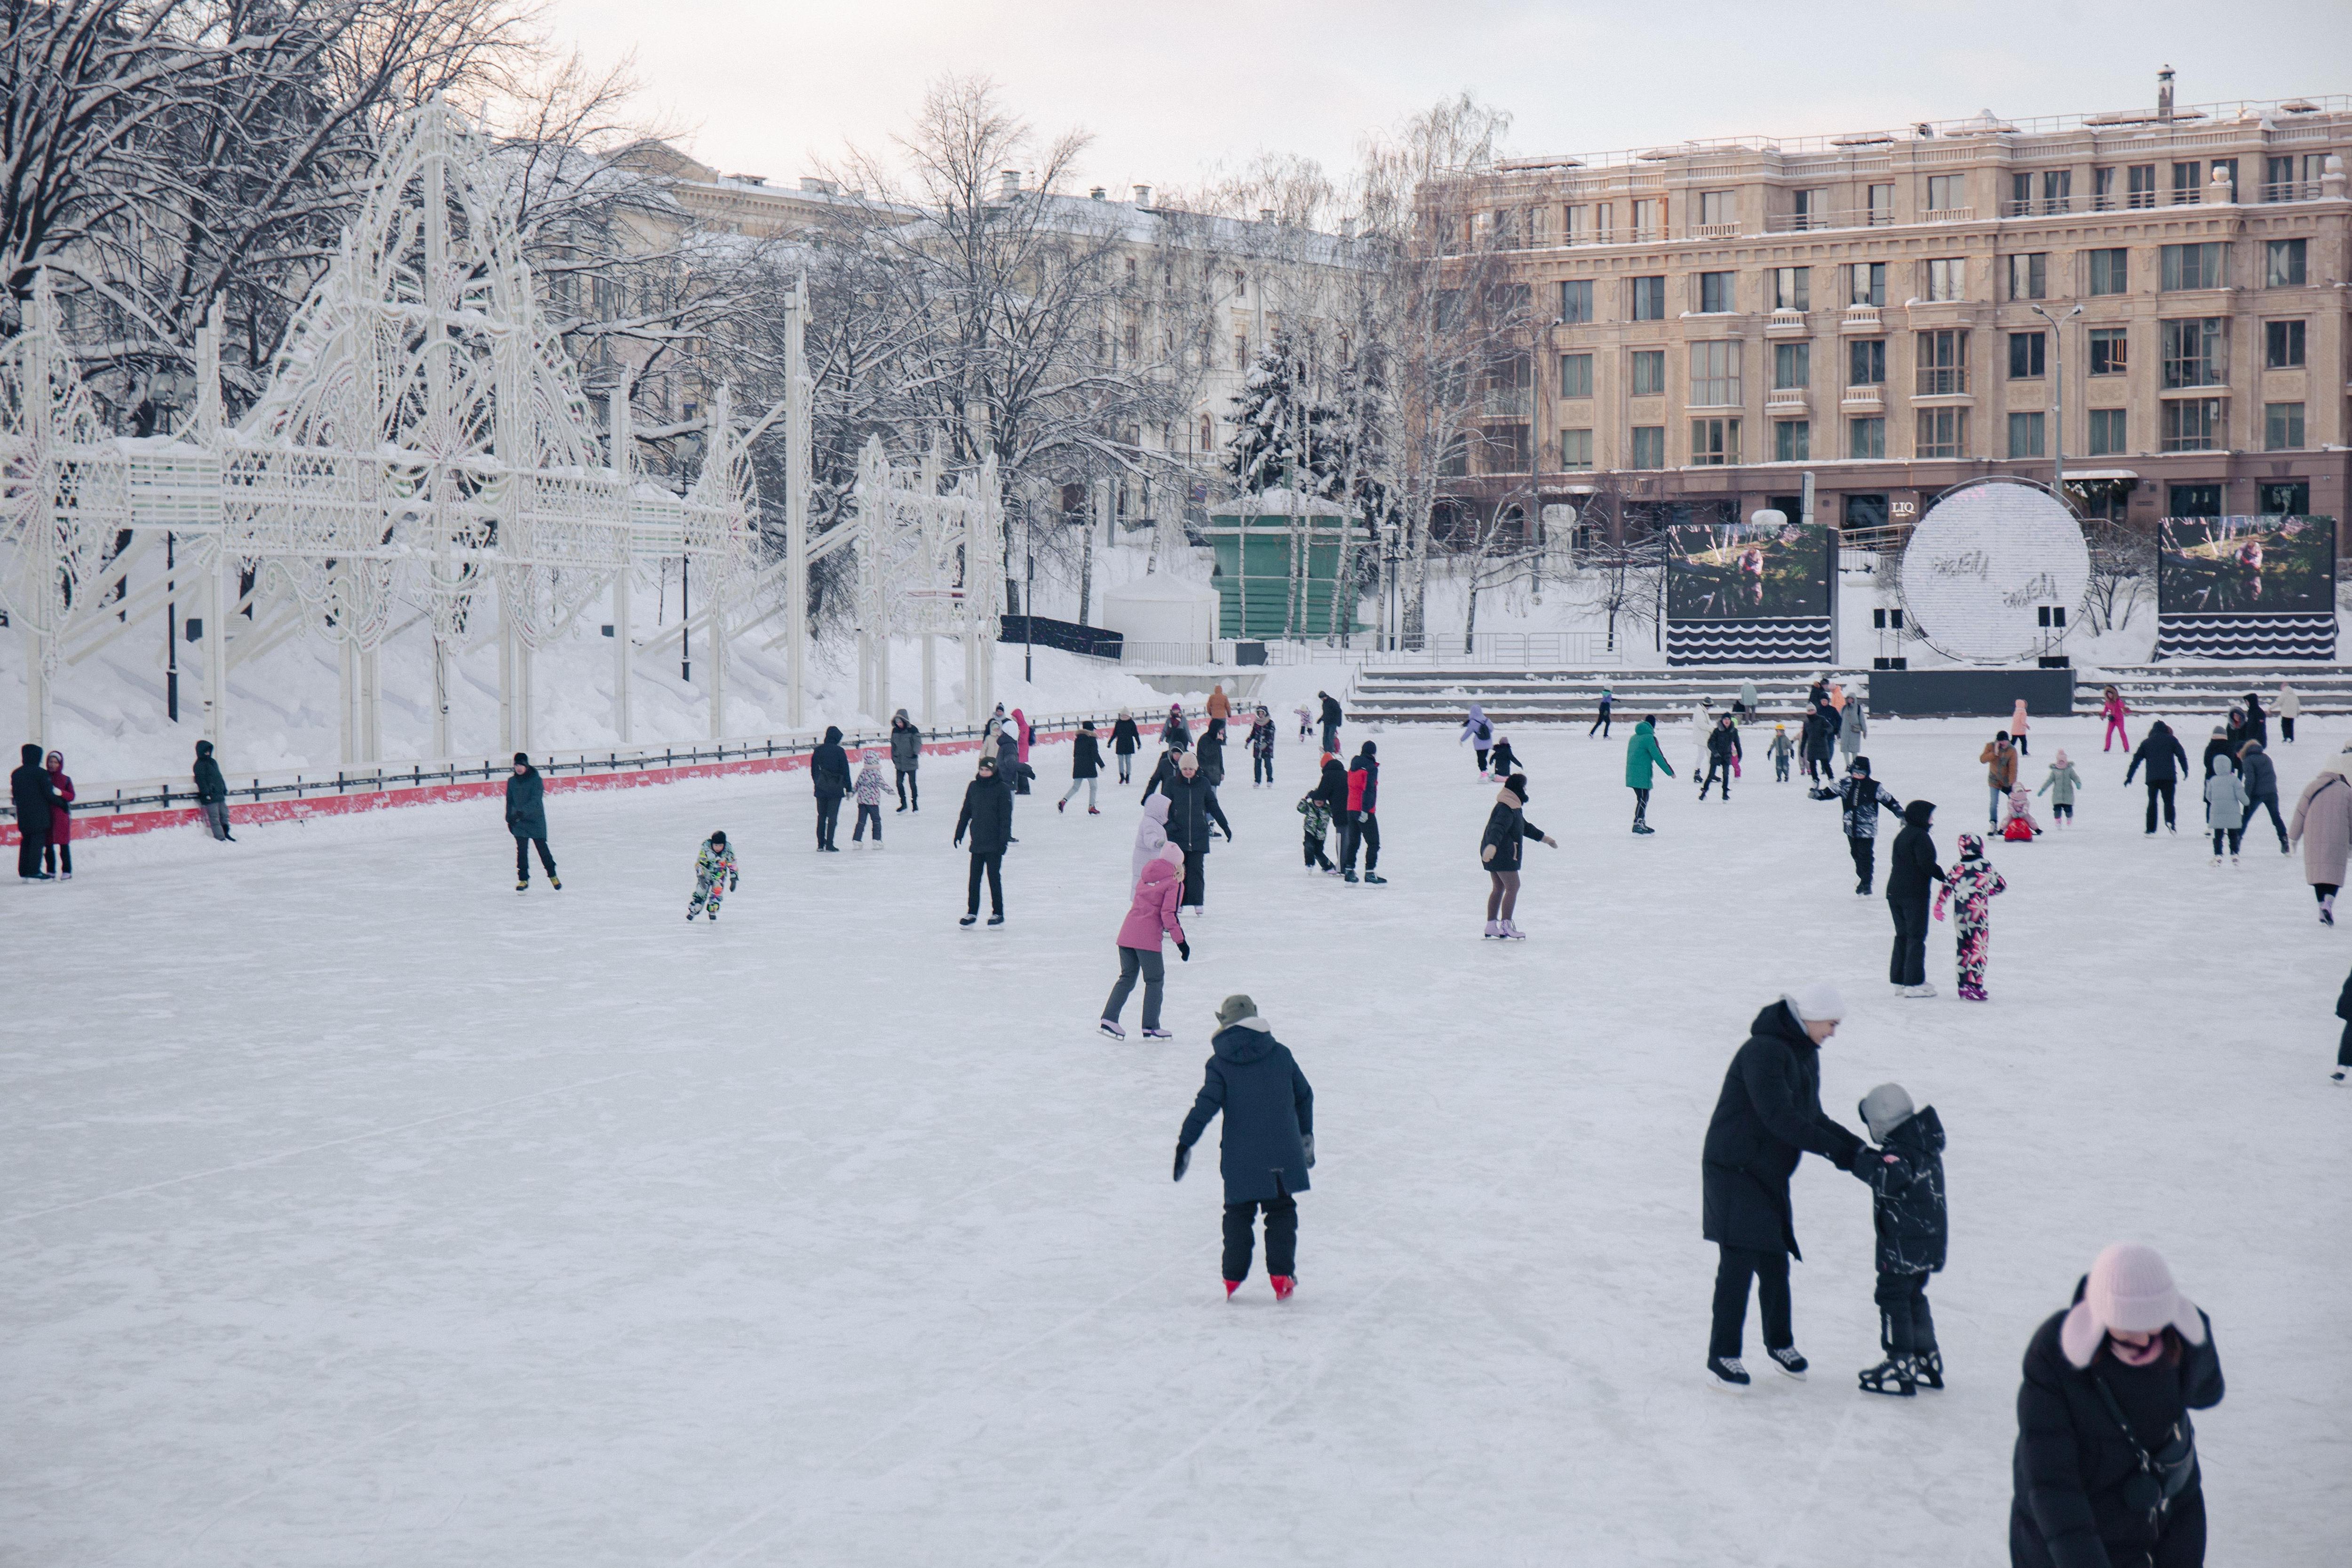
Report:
1690,417,1740,465
2092,166,2116,209
1630,349,1666,397
1848,262,1886,308
2008,172,2033,217
1593,202,1613,239
1697,271,1734,313
1774,420,1810,462
2008,332,2046,379
2042,169,2073,213
2088,327,2128,377
1690,341,1740,406
2161,398,2225,452
1632,198,1662,237
2088,248,2128,296
1773,341,1810,390
1924,258,1965,302
1699,190,1735,226
1792,189,1825,230
1233,334,1250,370
1563,204,1587,243
2266,238,2307,287
2008,411,2046,458
2265,402,2306,451
2265,320,2306,369
2160,242,2226,291
1200,414,1214,452
1234,271,1248,298
1558,352,1594,398
1486,424,1532,473
2008,254,2048,301
1559,428,1594,470
1916,407,1968,458
1630,425,1665,468
1771,267,1810,311
1558,278,1594,323
1916,329,1968,396
1630,275,1667,320
2088,408,2126,456
2170,161,2202,204
1848,339,1886,386
2160,318,2226,389
2127,164,2156,208
1926,174,1964,212
1849,416,1886,459
1867,183,1894,224
2264,156,2325,202
1438,433,1468,477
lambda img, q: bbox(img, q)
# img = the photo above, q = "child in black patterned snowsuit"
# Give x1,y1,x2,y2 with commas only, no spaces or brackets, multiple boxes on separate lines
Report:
1932,832,2006,1001
1851,1082,1947,1397
688,831,739,920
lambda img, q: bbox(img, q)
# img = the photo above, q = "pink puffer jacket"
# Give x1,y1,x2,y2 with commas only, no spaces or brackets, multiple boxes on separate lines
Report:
1118,852,1187,950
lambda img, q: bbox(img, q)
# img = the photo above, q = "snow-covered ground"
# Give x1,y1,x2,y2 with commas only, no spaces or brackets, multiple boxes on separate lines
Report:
7,717,2348,1565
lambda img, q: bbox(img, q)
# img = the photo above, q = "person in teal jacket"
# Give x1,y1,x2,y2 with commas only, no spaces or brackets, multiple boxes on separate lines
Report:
1625,716,1674,835
2036,750,2083,827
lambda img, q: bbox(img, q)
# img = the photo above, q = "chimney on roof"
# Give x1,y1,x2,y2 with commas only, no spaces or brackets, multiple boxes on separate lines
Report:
2158,65,2175,122
999,169,1023,198
1260,207,1276,223
1133,184,1152,207
799,176,838,196
1090,186,1106,200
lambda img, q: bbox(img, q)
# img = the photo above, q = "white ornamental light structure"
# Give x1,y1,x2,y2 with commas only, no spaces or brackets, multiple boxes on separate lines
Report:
1896,477,2090,665
0,98,793,756
849,434,1003,729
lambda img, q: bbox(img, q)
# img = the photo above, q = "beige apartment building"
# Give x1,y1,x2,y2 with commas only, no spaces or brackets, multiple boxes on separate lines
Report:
1442,80,2351,541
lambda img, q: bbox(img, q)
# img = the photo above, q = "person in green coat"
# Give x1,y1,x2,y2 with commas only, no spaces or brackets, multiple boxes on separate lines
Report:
1625,716,1674,835
2035,749,2083,828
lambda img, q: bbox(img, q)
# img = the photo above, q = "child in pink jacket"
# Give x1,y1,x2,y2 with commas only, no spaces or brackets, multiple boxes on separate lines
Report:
1102,844,1188,1040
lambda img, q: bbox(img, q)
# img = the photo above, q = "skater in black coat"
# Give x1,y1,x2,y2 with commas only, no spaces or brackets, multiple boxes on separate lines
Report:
1700,715,1742,800
1478,774,1556,937
1837,756,1907,895
1701,985,1867,1388
1196,717,1228,787
953,756,1014,925
1886,800,1945,993
2236,741,2288,852
505,753,558,889
12,742,56,879
1059,721,1104,814
2010,1245,2223,1568
1317,691,1343,754
192,739,234,841
811,725,852,851
1110,711,1141,784
1175,994,1315,1297
1138,741,1189,803
2124,721,2190,834
1160,752,1232,912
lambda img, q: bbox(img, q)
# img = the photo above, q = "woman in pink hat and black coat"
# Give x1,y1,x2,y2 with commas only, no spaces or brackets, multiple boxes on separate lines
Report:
2010,1242,2223,1568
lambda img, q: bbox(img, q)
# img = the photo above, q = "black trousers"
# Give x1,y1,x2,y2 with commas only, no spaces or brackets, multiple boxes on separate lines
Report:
2211,827,2243,855
1876,1270,1938,1355
1888,893,1930,987
1342,813,1380,872
2283,716,2297,742
1590,709,1612,736
1631,787,1651,824
815,794,843,848
2338,1020,2352,1068
1303,828,1333,871
1848,834,1876,892
18,824,51,877
2145,780,2177,832
1321,721,1340,754
965,851,1003,916
1104,944,1166,1030
1253,752,1273,784
1709,1243,1792,1358
1224,1189,1299,1282
43,835,71,875
1700,759,1731,798
853,803,882,841
1474,747,1489,772
2248,792,2288,846
1181,848,1206,907
515,836,556,879
894,767,917,808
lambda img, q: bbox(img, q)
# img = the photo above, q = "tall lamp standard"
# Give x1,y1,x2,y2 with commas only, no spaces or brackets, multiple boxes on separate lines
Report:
2028,302,2083,505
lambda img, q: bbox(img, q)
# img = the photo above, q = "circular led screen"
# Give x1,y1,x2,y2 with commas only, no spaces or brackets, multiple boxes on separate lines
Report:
1897,479,2090,665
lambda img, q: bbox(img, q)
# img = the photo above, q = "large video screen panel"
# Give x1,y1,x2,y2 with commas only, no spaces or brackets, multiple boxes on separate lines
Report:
1665,519,1832,619
2157,516,2336,615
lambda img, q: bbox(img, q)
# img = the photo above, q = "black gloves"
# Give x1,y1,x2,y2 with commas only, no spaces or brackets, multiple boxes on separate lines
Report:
1302,1134,1315,1169
730,877,739,892
1176,940,1191,962
1173,1144,1191,1182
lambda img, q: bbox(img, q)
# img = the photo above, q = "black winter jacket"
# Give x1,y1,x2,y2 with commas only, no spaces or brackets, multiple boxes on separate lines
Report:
2237,743,2278,800
1195,723,1227,784
1886,811,1947,902
953,775,1013,854
1319,694,1343,729
811,727,852,798
1110,716,1141,756
1700,1001,1865,1258
504,766,548,839
1706,724,1742,763
1160,773,1231,855
1478,788,1546,873
2124,723,2189,787
1854,1106,1947,1275
1488,740,1520,775
1178,1020,1314,1203
1838,776,1905,840
2198,734,2233,781
1139,751,1184,802
11,744,54,825
1071,732,1102,779
1314,757,1349,813
2010,1289,2223,1568
192,742,228,803
890,719,922,770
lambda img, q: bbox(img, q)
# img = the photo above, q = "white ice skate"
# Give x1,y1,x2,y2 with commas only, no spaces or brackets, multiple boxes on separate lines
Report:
1902,983,1938,998
1499,920,1526,939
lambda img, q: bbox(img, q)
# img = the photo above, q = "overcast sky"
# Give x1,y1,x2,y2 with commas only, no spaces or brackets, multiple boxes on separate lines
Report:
541,0,2352,195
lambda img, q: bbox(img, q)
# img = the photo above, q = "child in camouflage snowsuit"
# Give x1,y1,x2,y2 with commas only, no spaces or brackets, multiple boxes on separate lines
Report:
1932,832,2006,1000
688,830,739,920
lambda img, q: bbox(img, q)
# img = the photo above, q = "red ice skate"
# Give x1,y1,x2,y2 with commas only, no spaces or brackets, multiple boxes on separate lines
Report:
1270,1275,1296,1301
1224,1279,1241,1299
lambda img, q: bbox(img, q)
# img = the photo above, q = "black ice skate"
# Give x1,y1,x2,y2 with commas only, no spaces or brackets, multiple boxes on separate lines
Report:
1766,1346,1808,1380
1858,1357,1917,1397
1912,1349,1944,1389
1705,1355,1750,1392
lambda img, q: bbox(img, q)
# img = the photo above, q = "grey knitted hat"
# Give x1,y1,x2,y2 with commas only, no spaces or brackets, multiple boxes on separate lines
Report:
1858,1082,1916,1143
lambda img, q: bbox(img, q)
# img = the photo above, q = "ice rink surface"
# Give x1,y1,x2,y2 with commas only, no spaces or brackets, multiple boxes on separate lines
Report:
7,716,2349,1566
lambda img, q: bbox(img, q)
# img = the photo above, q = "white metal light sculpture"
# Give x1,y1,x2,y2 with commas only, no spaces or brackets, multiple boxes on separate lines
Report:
850,434,1002,728
1896,477,2089,665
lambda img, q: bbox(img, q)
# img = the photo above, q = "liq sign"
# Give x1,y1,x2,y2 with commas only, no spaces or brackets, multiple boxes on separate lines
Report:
1896,479,2089,664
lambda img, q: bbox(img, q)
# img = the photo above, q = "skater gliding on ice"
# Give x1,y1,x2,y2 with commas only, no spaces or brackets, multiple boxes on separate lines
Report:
1101,843,1187,1040
1934,833,2006,1000
12,743,56,879
686,830,739,920
1132,794,1172,886
1479,772,1556,938
2203,754,2248,864
1700,714,1741,800
1769,724,1795,782
889,709,921,811
1887,800,1945,996
1248,706,1276,786
2037,751,2082,825
1058,720,1102,814
2125,721,2189,835
1625,716,1673,834
506,753,558,890
1341,741,1383,883
1174,994,1314,1301
954,756,1012,927
194,739,234,842
1460,703,1495,776
1111,709,1141,785
1836,757,1905,895
2288,743,2352,923
851,750,887,844
1850,1083,1947,1397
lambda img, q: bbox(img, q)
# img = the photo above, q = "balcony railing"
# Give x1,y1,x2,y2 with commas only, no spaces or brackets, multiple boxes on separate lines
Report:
2262,180,2325,201
1999,198,2078,217
1921,207,1976,224
1916,367,1968,396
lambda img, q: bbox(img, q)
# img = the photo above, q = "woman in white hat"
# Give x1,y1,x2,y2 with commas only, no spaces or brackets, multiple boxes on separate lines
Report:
2010,1243,2223,1568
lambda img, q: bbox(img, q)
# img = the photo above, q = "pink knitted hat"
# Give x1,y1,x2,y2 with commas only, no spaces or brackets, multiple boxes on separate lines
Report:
2059,1242,2207,1368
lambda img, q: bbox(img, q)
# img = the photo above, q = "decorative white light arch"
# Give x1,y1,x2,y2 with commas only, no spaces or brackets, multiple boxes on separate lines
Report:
850,435,1003,728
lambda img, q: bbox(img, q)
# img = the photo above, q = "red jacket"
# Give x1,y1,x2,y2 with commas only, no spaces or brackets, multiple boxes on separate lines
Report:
47,766,73,841
1346,759,1377,814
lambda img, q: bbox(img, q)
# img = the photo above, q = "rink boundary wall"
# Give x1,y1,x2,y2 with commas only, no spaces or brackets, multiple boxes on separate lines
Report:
0,707,1202,846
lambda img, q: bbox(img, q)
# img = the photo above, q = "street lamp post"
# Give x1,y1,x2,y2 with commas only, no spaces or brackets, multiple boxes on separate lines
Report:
2029,303,2084,505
